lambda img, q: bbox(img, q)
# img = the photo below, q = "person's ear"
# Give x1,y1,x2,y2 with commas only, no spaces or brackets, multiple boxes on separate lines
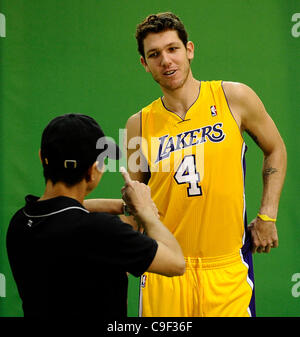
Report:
39,149,42,163
88,161,104,182
186,41,194,62
140,56,150,72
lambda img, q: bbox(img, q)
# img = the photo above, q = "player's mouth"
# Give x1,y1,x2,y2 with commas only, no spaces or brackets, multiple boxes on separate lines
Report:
163,69,177,76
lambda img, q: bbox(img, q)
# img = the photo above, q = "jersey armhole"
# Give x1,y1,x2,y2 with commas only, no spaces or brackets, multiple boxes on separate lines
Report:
221,81,244,140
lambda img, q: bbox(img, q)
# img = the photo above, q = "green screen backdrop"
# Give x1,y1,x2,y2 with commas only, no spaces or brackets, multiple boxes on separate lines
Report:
0,0,299,317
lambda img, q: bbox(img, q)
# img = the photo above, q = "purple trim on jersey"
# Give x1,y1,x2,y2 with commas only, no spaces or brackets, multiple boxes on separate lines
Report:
241,144,256,317
160,81,202,121
221,81,241,132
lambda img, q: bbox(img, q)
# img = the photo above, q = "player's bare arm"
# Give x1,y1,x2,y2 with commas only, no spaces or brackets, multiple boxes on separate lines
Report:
223,81,287,254
120,167,185,277
124,112,152,230
125,111,150,183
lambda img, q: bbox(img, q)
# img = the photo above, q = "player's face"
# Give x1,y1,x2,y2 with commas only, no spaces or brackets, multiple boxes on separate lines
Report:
141,30,194,91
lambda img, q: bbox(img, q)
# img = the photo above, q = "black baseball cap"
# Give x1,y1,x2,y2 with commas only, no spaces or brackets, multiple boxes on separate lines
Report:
40,113,121,172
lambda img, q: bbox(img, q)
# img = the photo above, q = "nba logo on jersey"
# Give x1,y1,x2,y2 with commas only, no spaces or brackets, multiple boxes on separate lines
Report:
141,274,147,288
210,105,217,117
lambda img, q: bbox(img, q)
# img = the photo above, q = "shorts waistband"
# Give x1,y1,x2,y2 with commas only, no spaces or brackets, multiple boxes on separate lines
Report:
184,252,242,270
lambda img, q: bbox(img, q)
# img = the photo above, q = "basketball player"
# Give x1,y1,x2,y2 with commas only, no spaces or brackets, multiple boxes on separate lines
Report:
124,12,287,317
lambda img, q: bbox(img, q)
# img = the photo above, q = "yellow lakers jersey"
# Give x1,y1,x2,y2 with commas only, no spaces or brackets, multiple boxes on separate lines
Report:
141,80,247,258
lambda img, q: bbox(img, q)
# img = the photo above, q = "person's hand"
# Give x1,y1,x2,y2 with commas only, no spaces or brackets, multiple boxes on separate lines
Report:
248,217,278,253
120,167,159,220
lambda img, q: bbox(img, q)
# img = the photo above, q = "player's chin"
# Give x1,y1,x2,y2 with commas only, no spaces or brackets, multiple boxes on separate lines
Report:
160,79,184,91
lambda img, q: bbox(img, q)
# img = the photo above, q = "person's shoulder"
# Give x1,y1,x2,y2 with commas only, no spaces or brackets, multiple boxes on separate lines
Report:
222,81,267,127
126,111,141,127
126,98,161,124
8,207,26,224
125,110,142,138
8,195,30,226
7,206,27,240
222,81,256,102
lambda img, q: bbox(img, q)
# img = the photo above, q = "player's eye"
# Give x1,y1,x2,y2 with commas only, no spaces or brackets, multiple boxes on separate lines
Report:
148,52,159,58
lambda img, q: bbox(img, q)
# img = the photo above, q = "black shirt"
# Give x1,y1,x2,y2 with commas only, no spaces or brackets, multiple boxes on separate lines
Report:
6,195,158,317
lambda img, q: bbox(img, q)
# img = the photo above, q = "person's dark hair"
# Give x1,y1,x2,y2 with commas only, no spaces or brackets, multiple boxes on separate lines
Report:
40,113,120,187
135,12,188,59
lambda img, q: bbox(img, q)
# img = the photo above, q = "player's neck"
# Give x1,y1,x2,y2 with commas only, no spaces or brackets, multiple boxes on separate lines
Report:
161,75,200,120
39,180,87,204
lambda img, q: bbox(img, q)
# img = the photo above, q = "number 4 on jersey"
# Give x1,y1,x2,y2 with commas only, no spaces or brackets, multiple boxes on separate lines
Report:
174,155,202,197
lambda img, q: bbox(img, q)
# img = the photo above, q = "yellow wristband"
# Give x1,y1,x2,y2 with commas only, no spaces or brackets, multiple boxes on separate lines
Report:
257,213,277,222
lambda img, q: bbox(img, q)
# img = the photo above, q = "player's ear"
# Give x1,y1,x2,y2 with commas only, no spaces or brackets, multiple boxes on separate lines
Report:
186,41,194,62
140,56,150,72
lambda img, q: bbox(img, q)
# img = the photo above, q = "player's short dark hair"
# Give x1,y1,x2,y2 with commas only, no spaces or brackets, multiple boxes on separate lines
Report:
40,113,120,187
135,12,188,59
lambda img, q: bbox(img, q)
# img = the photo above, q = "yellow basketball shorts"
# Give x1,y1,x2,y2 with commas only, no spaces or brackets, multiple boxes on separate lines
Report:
139,251,255,317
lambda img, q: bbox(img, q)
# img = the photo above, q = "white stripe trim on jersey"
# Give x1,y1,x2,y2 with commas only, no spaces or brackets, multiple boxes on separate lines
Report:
239,141,254,317
239,249,254,317
23,206,89,218
138,276,143,317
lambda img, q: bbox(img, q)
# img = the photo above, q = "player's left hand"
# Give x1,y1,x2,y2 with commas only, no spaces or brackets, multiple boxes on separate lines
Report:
248,217,278,253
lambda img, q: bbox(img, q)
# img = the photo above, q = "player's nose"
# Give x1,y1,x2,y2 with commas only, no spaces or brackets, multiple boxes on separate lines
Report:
160,51,172,67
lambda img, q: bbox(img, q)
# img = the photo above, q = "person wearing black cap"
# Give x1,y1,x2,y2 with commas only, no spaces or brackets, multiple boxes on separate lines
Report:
6,113,185,317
